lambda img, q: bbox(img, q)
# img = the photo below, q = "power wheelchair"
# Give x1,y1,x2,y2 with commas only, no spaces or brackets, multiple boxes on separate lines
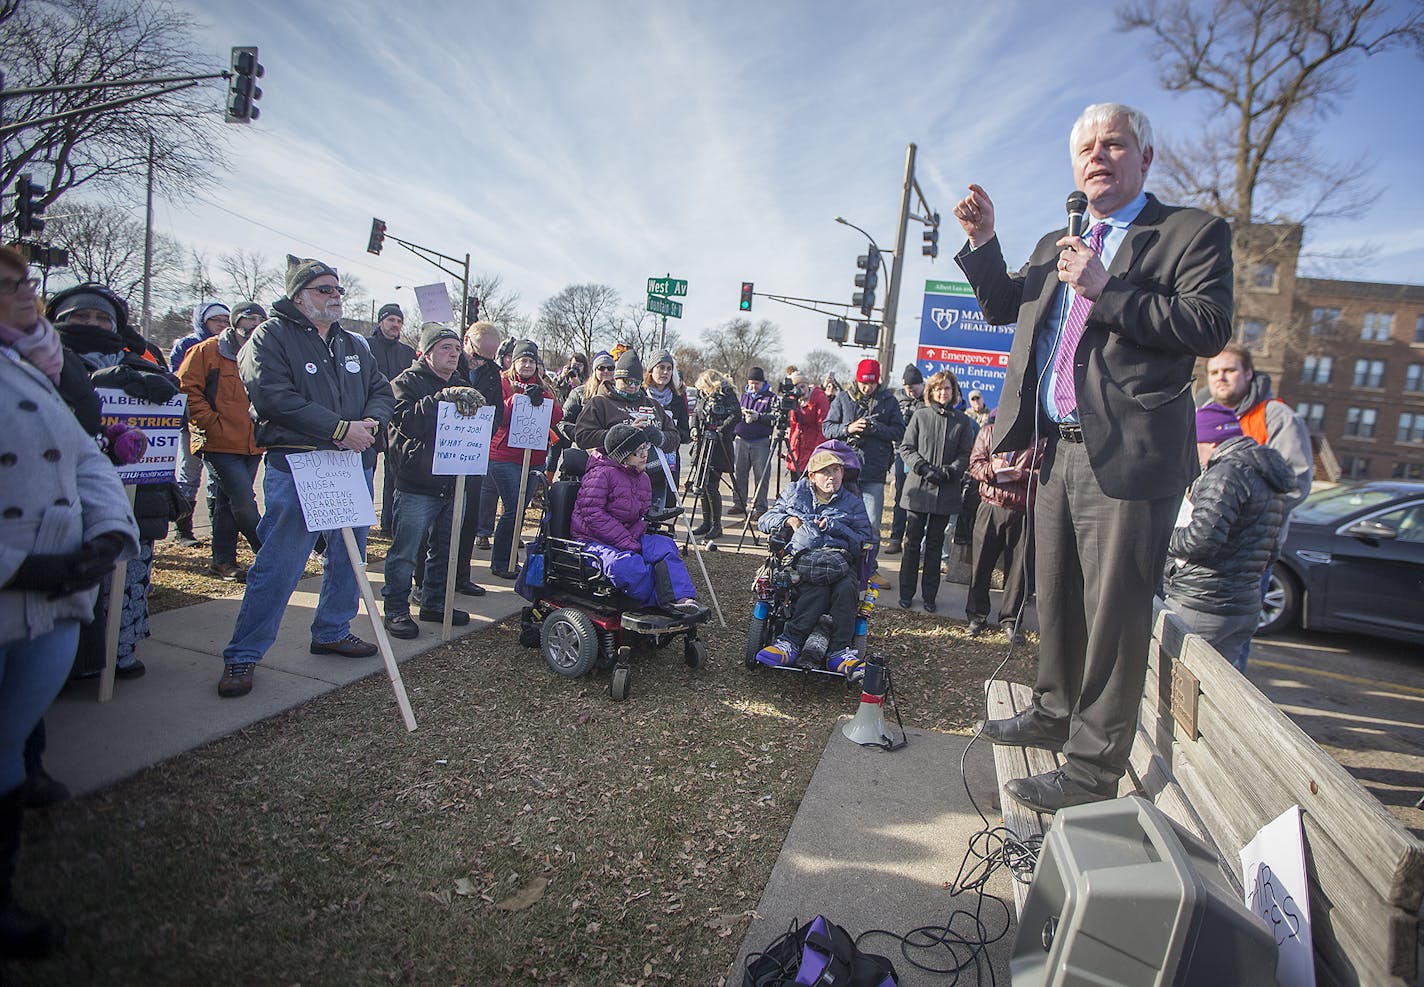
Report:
518,448,710,701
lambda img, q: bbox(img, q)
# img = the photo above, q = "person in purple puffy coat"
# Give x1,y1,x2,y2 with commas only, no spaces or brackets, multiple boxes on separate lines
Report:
570,424,702,616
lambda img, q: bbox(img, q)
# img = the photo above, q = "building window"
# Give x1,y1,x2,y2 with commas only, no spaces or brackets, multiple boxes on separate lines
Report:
1341,456,1371,479
1352,358,1385,388
1237,318,1267,349
1344,407,1378,438
1252,262,1278,290
1407,364,1423,392
1399,413,1424,444
1296,402,1326,432
1392,462,1424,480
1416,315,1424,344
1310,307,1341,336
1361,312,1393,341
1301,355,1332,385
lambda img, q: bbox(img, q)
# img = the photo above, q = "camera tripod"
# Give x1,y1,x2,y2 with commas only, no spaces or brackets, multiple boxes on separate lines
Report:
734,409,798,551
678,422,735,553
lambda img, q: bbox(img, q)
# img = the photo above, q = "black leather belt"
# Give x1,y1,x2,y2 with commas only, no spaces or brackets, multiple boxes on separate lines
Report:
1057,423,1084,443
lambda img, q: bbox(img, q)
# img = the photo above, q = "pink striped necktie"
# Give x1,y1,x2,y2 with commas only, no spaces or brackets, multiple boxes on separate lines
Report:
1051,222,1110,419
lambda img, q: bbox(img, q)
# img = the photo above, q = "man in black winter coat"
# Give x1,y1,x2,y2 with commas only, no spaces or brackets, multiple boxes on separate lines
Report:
369,303,416,533
821,358,905,543
381,324,488,639
1163,403,1295,672
453,321,506,587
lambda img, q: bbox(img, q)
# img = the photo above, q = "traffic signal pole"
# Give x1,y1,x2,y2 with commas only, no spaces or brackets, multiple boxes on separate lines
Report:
879,142,916,375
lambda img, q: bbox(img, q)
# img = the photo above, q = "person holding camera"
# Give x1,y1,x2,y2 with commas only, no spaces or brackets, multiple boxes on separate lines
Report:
488,340,563,578
575,349,680,511
821,358,905,543
644,350,690,507
689,370,738,539
896,369,975,612
785,371,828,480
730,367,776,519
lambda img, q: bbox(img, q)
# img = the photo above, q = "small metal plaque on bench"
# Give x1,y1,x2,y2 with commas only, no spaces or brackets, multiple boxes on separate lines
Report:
1169,661,1200,740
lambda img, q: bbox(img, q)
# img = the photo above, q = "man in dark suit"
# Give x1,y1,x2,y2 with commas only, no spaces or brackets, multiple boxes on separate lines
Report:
953,103,1233,812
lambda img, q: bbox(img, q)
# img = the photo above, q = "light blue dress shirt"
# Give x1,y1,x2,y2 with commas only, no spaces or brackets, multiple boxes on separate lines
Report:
1035,190,1149,424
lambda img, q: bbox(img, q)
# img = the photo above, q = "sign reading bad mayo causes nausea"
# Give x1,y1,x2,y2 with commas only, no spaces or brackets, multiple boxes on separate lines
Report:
96,388,187,485
506,393,554,451
286,449,378,533
916,280,1015,411
432,403,495,475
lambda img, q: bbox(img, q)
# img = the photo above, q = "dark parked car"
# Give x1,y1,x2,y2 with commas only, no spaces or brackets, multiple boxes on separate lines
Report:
1259,480,1424,644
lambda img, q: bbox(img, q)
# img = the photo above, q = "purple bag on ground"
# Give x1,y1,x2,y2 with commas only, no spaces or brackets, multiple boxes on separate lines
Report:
743,915,898,987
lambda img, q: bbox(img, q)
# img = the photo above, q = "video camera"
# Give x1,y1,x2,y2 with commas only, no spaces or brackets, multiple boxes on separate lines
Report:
697,387,737,428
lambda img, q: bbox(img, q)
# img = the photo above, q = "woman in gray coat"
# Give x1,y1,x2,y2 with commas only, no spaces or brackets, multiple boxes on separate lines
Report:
896,370,974,611
1,316,139,957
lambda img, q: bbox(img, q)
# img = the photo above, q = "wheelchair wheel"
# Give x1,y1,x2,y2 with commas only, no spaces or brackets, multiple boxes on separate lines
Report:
610,664,632,701
745,616,768,668
541,608,599,679
685,639,707,669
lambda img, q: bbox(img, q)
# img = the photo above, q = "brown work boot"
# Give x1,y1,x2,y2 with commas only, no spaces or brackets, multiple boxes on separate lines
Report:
217,662,255,698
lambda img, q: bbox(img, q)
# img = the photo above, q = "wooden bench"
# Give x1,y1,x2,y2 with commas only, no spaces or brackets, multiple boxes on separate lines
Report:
987,603,1424,986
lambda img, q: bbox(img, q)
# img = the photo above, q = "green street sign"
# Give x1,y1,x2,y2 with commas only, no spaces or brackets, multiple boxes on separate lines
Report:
647,277,688,297
646,295,682,319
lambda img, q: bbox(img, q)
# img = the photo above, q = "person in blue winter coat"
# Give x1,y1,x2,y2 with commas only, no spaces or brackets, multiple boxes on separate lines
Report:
755,448,876,676
169,300,231,546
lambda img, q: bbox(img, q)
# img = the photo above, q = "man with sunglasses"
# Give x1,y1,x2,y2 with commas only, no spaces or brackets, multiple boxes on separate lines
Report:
218,256,394,698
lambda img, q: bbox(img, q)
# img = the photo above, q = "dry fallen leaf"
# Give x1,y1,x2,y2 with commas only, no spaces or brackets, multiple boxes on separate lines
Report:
494,875,549,911
453,878,479,897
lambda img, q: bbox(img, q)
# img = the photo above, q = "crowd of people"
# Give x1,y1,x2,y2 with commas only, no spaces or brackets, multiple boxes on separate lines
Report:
2,98,1326,960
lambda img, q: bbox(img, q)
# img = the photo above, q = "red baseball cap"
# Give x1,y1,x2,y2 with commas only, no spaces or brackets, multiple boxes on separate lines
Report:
855,359,881,383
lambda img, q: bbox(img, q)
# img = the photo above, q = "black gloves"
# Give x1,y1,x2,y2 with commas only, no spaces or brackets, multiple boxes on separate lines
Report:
91,358,180,403
523,382,544,407
915,461,953,485
435,386,484,417
913,460,930,477
8,533,127,596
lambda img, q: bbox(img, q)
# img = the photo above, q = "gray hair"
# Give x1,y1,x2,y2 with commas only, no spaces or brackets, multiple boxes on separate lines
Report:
1069,102,1154,156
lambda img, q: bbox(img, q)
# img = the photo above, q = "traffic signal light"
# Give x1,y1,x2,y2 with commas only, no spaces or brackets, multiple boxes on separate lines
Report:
739,282,754,312
465,296,480,324
14,174,45,237
225,46,264,123
853,246,879,317
367,218,387,255
923,211,940,259
826,318,848,344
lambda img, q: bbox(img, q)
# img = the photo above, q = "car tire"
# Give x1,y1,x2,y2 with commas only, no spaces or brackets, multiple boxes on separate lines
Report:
1257,568,1300,636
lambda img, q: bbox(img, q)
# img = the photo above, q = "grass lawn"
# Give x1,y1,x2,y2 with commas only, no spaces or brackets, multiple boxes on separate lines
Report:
13,543,1035,986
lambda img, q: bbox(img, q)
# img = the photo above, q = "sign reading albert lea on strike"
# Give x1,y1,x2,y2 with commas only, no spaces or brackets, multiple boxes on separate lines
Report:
916,280,1015,410
96,388,186,485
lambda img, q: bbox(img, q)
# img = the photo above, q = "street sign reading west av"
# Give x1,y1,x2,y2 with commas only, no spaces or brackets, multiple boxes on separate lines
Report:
646,295,683,319
646,277,688,297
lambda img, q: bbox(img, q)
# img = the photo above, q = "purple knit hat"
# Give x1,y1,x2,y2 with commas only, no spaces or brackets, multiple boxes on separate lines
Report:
1195,402,1243,443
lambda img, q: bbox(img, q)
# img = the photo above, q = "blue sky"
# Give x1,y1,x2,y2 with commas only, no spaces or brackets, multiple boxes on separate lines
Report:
163,0,1424,367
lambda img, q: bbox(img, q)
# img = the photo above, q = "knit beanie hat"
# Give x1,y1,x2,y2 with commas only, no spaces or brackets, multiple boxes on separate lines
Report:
903,364,923,386
52,290,119,327
747,366,766,382
230,301,267,323
511,339,540,363
592,349,614,369
196,301,230,333
285,254,339,299
419,322,461,355
605,422,654,462
1195,402,1244,443
856,359,881,383
377,303,404,323
615,348,644,381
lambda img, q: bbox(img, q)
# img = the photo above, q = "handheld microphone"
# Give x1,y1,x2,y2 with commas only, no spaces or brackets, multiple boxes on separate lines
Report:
1066,191,1088,239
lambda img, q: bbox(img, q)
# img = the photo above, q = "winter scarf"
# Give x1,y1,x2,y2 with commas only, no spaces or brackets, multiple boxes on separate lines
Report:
56,320,127,356
0,315,63,383
646,383,674,408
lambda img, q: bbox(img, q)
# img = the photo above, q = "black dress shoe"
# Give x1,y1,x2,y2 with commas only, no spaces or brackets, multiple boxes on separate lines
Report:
1003,769,1114,814
923,601,937,613
418,607,469,626
979,710,1068,751
489,567,518,580
454,580,486,597
310,634,378,657
383,613,419,639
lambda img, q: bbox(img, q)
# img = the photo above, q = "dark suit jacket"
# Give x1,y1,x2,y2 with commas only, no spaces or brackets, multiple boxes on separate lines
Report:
954,194,1232,500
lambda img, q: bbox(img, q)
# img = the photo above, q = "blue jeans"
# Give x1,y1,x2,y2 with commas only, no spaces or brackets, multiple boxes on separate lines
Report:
223,464,374,665
1,621,79,794
382,489,454,615
488,460,543,572
204,452,263,564
861,481,886,545
477,474,498,537
889,457,907,542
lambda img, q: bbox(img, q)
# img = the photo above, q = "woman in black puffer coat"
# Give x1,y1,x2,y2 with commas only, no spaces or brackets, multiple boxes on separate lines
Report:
896,369,974,612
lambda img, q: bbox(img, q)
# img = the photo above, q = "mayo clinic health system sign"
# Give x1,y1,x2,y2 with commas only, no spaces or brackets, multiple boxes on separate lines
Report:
916,280,1015,411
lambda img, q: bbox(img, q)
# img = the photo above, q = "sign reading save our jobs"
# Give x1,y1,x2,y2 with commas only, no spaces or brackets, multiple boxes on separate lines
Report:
917,280,1015,411
96,389,187,485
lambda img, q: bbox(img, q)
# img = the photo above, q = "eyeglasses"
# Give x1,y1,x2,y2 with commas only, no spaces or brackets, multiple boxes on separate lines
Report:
596,366,614,373
0,277,40,295
307,284,346,296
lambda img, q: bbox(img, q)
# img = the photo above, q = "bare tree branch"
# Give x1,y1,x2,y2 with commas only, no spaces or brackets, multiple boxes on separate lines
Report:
44,198,181,304
534,283,620,362
699,318,783,382
217,249,281,303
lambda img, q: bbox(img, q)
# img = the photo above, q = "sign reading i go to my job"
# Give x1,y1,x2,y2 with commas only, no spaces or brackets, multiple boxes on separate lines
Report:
286,449,378,532
432,404,494,475
96,388,187,485
916,280,1015,411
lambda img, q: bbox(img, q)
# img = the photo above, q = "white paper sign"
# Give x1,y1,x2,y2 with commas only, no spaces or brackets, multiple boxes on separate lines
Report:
1240,804,1315,987
286,449,378,533
413,283,455,326
432,403,494,475
506,393,554,450
96,388,187,485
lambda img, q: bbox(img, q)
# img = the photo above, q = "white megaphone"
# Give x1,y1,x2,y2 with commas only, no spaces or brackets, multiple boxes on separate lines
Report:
842,654,892,747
